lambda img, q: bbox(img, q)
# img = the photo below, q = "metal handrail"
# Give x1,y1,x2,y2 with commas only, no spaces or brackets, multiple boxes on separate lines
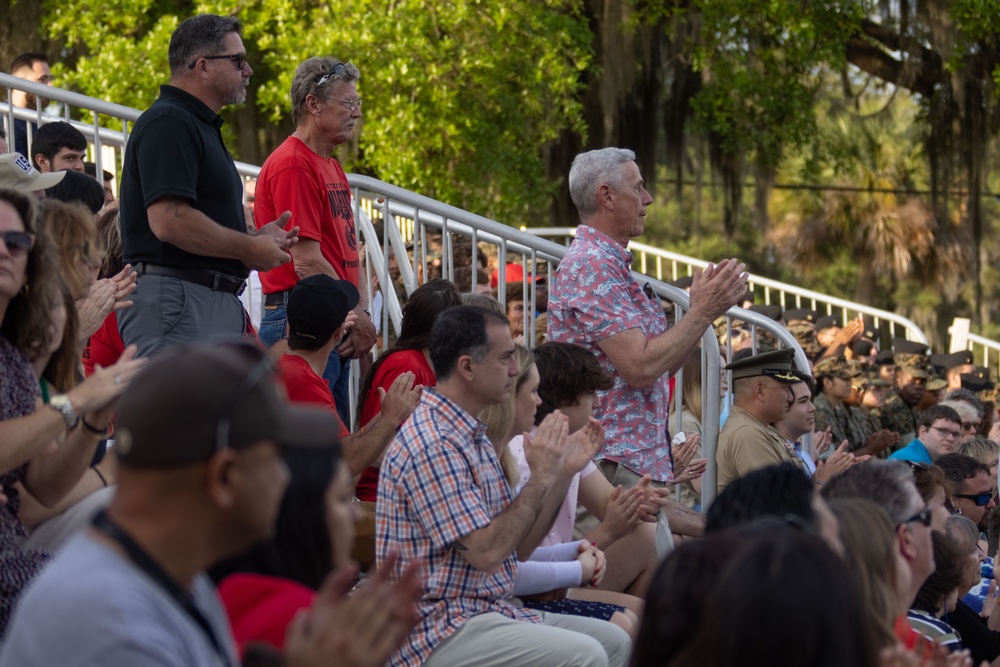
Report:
3,76,815,509
531,227,929,345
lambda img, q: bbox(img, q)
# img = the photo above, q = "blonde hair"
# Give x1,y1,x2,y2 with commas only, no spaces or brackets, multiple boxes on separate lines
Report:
957,437,1000,467
38,199,98,300
481,345,534,487
827,498,900,651
680,349,704,424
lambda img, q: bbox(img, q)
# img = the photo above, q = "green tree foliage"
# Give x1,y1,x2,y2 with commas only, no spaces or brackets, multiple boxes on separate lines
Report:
42,0,591,226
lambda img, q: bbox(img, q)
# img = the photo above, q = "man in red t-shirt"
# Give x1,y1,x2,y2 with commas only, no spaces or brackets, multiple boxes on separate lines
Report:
258,57,377,426
277,275,420,475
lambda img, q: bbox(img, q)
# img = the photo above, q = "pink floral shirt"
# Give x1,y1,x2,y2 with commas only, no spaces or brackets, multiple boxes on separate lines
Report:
547,225,675,482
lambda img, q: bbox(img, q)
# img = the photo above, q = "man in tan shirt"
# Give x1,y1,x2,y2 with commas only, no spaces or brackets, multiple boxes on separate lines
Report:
717,348,806,492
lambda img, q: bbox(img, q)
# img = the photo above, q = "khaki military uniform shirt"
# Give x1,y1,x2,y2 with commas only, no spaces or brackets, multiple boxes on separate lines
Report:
717,405,806,493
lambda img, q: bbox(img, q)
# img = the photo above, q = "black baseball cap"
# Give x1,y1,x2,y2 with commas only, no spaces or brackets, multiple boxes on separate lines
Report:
287,275,360,343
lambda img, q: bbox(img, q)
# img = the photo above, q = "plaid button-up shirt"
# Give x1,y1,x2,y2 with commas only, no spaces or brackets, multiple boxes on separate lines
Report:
376,389,541,667
547,224,675,482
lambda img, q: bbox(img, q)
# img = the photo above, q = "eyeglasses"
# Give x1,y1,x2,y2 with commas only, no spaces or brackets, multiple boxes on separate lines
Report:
215,344,276,453
954,492,993,507
328,97,362,112
1,230,35,256
930,425,961,439
188,53,248,70
316,62,347,88
962,422,978,432
904,460,930,472
901,506,933,527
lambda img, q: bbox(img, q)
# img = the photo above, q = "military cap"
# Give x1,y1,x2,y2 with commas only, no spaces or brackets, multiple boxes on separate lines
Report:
875,349,895,366
893,337,930,356
783,308,816,324
961,373,995,394
860,316,878,340
927,376,947,392
853,340,875,358
976,366,991,380
813,356,862,380
895,353,931,379
930,351,975,371
725,348,802,382
815,315,842,330
861,363,891,387
749,304,782,321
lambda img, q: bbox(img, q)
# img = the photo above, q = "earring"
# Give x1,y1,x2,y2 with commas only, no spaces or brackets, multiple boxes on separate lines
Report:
956,506,963,515
19,282,28,296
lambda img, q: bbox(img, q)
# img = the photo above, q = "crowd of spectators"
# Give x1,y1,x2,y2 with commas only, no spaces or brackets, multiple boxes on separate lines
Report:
4,13,1000,667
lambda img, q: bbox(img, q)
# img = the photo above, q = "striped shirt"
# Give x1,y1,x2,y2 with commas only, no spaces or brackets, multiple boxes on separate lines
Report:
376,389,541,667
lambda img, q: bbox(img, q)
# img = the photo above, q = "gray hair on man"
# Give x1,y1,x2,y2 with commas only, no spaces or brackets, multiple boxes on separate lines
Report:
568,147,637,219
820,460,919,525
290,57,361,126
168,15,243,75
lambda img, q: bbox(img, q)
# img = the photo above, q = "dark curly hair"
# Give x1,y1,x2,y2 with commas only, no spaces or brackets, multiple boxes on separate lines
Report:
533,341,612,425
0,187,61,361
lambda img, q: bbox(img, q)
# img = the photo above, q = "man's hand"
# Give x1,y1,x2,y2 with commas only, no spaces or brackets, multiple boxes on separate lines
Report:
865,429,899,455
377,371,422,428
340,307,377,360
671,433,701,480
812,426,835,457
285,555,422,667
522,411,570,483
833,317,865,347
673,458,708,485
244,233,293,271
255,211,299,251
813,440,855,485
688,258,749,322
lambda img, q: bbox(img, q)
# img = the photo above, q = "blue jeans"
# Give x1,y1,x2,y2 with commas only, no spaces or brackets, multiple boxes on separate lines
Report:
259,305,351,426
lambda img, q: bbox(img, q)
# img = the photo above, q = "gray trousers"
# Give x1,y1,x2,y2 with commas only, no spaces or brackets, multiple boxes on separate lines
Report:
118,274,247,358
422,611,632,667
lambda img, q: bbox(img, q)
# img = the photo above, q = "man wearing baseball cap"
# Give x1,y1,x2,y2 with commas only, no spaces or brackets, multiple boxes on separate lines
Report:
0,152,66,194
0,343,410,666
276,274,421,475
716,348,807,492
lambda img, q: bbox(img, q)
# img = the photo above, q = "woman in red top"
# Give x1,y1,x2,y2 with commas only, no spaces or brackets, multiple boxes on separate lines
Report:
354,279,462,501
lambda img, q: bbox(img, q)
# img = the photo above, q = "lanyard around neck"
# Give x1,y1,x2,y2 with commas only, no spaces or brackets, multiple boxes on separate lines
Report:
91,510,233,667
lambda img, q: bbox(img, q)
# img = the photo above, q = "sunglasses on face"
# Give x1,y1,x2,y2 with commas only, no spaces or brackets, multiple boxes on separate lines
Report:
901,506,933,527
1,230,35,256
954,492,993,507
188,53,248,70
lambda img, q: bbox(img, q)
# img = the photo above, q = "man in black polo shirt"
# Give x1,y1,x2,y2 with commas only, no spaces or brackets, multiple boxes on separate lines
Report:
119,14,298,357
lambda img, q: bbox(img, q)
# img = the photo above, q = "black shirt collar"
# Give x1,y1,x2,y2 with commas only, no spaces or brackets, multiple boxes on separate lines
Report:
158,85,224,130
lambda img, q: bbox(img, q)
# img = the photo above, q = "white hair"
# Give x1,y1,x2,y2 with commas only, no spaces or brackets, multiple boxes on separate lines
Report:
568,147,636,219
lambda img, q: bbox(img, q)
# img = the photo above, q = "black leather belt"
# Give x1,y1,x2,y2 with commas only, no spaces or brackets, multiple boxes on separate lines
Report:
264,290,291,307
135,263,246,296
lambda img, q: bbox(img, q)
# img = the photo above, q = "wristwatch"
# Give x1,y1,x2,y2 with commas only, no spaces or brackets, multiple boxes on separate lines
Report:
48,394,79,429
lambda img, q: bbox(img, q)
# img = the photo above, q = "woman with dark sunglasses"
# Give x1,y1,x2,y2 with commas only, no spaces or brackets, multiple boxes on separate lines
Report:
0,188,144,635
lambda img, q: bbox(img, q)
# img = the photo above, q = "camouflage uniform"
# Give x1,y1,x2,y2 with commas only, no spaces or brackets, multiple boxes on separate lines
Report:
814,393,866,454
874,353,931,441
874,390,921,441
852,406,888,458
813,357,867,454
